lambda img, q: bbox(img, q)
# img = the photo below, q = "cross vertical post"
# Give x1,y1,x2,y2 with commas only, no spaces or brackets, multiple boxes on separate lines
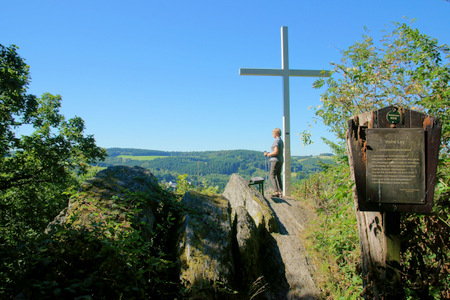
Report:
240,26,330,197
281,26,291,197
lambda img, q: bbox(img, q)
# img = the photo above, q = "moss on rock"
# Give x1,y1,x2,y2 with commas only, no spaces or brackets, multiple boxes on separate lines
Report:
178,191,235,298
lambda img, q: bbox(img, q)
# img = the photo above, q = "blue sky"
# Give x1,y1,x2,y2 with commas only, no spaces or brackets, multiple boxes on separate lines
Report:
2,0,449,155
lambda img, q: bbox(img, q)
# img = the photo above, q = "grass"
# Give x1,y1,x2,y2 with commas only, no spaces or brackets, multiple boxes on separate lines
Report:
293,162,363,299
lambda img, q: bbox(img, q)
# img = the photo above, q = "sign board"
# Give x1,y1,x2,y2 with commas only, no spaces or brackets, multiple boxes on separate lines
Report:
366,128,425,204
347,106,441,213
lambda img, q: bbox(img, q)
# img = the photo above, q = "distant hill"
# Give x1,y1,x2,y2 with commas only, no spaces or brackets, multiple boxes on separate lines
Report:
96,148,335,192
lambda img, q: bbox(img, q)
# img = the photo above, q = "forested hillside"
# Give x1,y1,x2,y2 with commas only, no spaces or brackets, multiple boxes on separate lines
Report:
97,148,334,191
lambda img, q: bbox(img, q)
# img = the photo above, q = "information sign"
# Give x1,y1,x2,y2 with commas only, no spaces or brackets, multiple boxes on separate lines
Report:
366,128,425,204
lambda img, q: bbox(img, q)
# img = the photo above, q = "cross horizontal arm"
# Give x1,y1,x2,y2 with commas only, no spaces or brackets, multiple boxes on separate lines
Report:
240,68,331,77
239,68,284,76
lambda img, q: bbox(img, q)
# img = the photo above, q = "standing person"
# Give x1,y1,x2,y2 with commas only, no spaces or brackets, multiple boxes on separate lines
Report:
264,128,284,197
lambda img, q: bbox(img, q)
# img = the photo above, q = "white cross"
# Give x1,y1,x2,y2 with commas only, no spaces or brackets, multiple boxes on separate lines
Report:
240,26,330,196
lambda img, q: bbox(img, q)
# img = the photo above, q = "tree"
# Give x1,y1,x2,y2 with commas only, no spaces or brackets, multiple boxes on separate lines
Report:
0,43,106,202
313,22,449,298
314,22,449,152
0,44,106,296
0,44,106,190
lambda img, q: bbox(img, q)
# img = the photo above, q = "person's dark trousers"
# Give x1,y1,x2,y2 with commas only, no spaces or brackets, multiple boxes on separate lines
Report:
269,161,283,194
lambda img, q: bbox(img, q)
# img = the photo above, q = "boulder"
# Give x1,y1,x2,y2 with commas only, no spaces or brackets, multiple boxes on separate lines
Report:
232,206,263,291
46,166,157,234
178,191,235,298
32,166,177,299
223,174,277,233
42,167,318,299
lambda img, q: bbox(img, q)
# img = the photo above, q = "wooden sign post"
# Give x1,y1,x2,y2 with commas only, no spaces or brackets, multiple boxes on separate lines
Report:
347,106,442,298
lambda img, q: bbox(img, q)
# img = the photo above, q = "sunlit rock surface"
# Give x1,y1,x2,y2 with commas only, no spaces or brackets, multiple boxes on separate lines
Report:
223,173,277,233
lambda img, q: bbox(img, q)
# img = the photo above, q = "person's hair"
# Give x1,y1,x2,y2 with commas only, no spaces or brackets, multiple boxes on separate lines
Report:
273,128,281,137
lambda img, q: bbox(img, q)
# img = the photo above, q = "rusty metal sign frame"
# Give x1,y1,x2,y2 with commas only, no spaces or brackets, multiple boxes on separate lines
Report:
347,106,442,213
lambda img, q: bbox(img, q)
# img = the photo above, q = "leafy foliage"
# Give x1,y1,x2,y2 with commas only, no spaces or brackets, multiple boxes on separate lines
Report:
400,155,450,299
311,22,449,298
299,158,450,299
0,44,106,297
174,173,219,196
18,187,182,299
314,22,449,151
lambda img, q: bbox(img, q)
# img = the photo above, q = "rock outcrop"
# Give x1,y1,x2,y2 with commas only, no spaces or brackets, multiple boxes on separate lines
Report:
43,167,319,299
180,173,319,299
223,173,278,233
178,191,235,298
232,205,262,291
264,196,320,299
31,166,180,299
46,166,158,234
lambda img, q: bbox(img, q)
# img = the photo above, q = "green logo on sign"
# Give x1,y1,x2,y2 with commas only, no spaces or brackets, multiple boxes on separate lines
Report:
386,110,401,124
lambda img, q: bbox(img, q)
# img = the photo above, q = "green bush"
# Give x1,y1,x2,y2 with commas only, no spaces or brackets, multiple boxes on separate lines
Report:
308,21,449,299
400,155,450,299
5,184,183,299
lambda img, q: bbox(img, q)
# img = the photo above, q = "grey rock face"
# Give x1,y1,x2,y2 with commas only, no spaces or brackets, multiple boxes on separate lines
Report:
232,205,262,290
178,191,235,298
264,196,321,299
223,174,278,233
44,167,320,299
180,173,319,299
